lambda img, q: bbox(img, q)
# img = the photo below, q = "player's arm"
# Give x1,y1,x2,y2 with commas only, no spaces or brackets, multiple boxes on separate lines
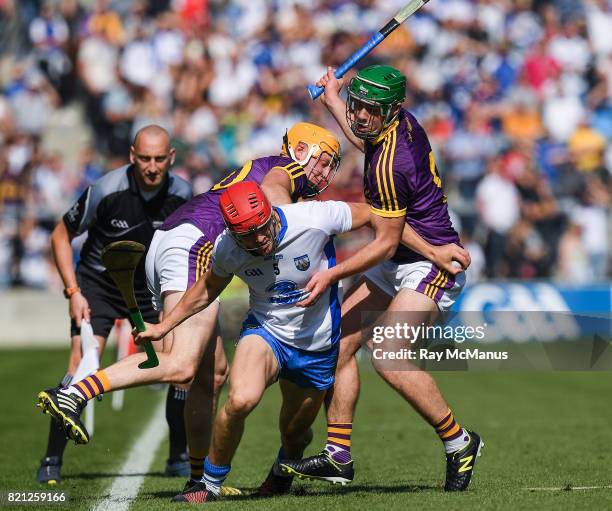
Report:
331,212,402,277
261,167,293,205
298,212,403,307
51,220,78,295
53,184,98,327
316,67,365,153
400,223,470,275
135,269,232,343
52,220,90,326
347,202,371,230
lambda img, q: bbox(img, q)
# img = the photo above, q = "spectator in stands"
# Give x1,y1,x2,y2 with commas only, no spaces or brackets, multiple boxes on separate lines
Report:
0,0,610,288
476,157,521,278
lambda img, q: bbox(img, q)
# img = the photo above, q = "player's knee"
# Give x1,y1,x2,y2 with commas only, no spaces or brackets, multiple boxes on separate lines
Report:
338,334,360,362
337,343,359,370
190,360,227,396
214,362,229,395
168,359,198,385
225,391,259,418
170,371,194,386
281,425,313,448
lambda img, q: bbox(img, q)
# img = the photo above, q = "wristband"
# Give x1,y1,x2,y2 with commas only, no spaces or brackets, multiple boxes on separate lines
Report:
63,286,81,299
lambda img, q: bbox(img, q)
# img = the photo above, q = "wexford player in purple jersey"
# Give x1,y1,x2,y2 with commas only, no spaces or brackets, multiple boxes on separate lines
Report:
279,66,483,492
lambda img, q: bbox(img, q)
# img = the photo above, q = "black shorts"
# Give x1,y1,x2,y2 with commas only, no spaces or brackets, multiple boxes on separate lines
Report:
71,263,159,338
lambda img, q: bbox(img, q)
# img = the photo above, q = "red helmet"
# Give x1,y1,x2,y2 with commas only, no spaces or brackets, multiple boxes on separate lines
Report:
220,182,274,251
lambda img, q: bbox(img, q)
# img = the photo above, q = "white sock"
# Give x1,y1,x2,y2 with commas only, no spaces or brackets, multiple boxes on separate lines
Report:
61,386,83,399
202,457,230,496
202,476,222,496
444,428,470,454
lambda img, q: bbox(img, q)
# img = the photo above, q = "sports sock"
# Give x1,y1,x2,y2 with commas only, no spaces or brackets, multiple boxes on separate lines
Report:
434,409,470,453
202,457,230,496
274,443,305,478
324,422,352,463
45,418,69,458
189,453,205,480
64,370,111,401
44,374,73,459
166,386,188,461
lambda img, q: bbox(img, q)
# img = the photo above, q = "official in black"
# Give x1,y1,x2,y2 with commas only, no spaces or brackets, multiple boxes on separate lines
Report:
37,125,193,484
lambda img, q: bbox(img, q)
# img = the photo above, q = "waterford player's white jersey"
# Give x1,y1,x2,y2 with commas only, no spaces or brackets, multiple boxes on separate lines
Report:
211,201,352,352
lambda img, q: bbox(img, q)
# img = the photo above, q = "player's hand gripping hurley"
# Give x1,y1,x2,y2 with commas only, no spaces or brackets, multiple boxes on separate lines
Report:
100,241,159,368
307,0,431,100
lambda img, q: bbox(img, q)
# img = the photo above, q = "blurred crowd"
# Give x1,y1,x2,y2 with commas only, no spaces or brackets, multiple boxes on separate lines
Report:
0,0,610,290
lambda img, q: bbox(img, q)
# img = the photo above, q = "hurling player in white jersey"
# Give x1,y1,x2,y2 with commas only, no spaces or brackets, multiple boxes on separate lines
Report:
135,181,369,503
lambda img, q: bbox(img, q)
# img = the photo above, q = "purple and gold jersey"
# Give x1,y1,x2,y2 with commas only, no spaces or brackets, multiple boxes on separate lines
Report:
158,156,310,285
363,108,459,264
161,156,309,233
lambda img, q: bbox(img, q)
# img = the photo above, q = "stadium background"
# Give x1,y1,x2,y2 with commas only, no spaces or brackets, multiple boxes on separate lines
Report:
0,0,610,509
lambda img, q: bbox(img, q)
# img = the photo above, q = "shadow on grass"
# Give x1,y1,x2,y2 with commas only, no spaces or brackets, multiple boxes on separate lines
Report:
144,483,439,501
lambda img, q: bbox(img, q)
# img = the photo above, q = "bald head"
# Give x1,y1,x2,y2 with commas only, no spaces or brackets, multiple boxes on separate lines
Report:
130,125,176,192
133,125,171,150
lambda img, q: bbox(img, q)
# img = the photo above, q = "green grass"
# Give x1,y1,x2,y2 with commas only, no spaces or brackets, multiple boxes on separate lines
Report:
1,348,611,510
0,348,163,510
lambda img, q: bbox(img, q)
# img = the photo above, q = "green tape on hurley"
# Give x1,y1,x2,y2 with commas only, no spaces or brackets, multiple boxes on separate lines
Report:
130,309,159,369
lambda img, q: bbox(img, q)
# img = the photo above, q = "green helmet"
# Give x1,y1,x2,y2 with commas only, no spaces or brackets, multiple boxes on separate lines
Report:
346,65,406,140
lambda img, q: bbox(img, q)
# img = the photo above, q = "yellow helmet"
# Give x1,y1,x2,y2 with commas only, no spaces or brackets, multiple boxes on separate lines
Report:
281,122,342,197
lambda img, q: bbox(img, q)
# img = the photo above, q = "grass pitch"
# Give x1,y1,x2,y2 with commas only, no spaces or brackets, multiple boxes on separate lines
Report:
0,347,610,510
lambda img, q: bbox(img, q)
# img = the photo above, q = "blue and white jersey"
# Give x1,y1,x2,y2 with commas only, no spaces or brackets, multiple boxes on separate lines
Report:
211,201,353,352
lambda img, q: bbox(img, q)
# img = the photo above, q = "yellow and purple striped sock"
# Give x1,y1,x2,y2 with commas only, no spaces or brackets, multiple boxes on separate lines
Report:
434,409,469,453
324,422,352,463
69,370,111,401
190,453,205,480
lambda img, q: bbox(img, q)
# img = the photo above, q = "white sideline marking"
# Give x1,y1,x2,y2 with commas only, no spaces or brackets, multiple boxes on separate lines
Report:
525,485,612,491
91,399,167,511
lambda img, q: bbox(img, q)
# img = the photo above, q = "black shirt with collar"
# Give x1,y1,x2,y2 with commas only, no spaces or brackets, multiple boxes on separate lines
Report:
63,164,192,286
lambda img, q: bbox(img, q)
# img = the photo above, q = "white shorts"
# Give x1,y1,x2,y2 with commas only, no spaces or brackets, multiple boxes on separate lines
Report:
146,223,216,311
363,259,465,312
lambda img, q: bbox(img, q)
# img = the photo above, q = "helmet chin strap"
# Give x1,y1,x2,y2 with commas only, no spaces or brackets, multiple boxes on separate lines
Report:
288,145,318,167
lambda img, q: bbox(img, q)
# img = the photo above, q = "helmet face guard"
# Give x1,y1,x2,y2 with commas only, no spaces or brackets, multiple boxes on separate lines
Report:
291,141,341,198
228,213,278,253
282,123,341,197
220,182,277,254
345,66,406,140
346,92,395,141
